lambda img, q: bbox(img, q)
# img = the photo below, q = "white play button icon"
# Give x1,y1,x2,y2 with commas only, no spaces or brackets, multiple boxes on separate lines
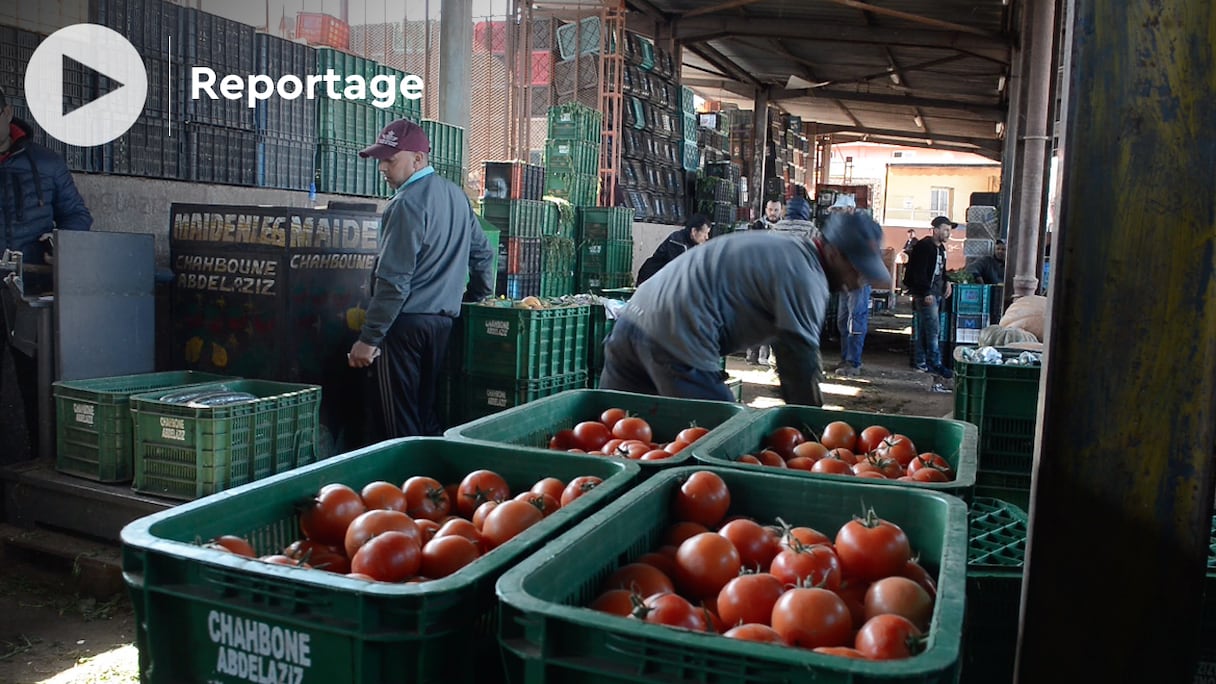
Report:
24,24,148,148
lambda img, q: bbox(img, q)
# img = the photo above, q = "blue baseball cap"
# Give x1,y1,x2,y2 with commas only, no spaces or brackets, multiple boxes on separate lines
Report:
820,212,889,285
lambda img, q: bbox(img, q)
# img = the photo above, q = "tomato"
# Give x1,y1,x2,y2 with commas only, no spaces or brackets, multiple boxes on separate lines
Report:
602,562,675,597
811,456,854,476
350,530,421,582
662,441,689,455
865,576,934,630
664,521,709,546
856,470,888,480
757,450,787,468
617,440,651,460
738,454,762,465
359,481,407,512
636,550,677,577
786,456,816,471
770,543,842,591
671,471,731,527
764,426,805,458
717,573,784,627
634,592,708,632
700,604,727,634
907,452,953,478
481,499,544,549
724,624,785,644
834,508,912,582
282,539,340,562
572,421,613,452
641,449,674,461
548,429,576,450
820,421,857,451
718,518,781,572
414,518,441,543
854,614,925,660
834,579,871,629
856,454,903,479
612,417,653,444
911,467,950,483
560,476,603,506
856,425,892,455
676,426,710,444
813,646,867,659
826,447,856,465
472,500,500,530
515,491,561,517
209,535,256,558
600,408,627,430
344,510,420,559
530,477,566,502
874,434,917,467
674,533,742,599
402,476,451,522
300,484,367,546
418,535,480,578
791,441,828,462
770,587,853,648
901,559,938,601
435,517,485,551
455,470,510,518
782,525,831,549
599,439,623,456
852,460,884,477
590,588,638,616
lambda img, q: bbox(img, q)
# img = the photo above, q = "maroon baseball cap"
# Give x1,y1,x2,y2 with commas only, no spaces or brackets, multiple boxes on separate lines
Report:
359,119,430,160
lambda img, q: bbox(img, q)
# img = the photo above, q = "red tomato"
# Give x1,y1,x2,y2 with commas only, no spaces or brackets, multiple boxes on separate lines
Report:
717,573,784,627
208,535,256,558
786,456,817,471
548,429,576,450
875,435,918,467
901,559,938,601
514,491,561,517
641,449,674,461
434,518,485,551
764,426,805,458
820,421,857,451
865,576,934,630
360,481,408,512
855,614,925,660
560,476,603,506
671,471,731,527
791,441,828,462
855,425,892,455
676,426,710,444
634,592,708,632
664,521,709,546
480,499,544,549
590,589,637,616
402,476,451,522
770,543,843,591
662,441,689,455
636,550,678,577
419,535,480,578
771,587,853,648
724,624,785,644
674,533,742,599
856,454,903,479
601,438,624,455
282,539,340,562
856,471,888,480
572,421,613,452
612,417,654,444
455,470,510,518
907,452,953,478
834,579,871,629
813,646,867,659
600,408,627,430
834,509,912,582
602,562,675,597
472,500,500,530
300,484,367,546
617,440,651,460
349,530,421,582
414,519,441,543
811,456,854,476
530,477,566,502
782,526,832,549
911,468,950,483
738,454,762,465
718,518,781,572
826,447,856,465
344,510,420,559
757,450,788,468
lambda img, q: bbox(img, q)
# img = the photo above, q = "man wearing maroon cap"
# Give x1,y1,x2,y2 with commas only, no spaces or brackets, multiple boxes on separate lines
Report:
348,118,496,437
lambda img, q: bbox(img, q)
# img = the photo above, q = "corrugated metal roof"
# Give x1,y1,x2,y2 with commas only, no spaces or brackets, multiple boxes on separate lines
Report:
629,0,1017,158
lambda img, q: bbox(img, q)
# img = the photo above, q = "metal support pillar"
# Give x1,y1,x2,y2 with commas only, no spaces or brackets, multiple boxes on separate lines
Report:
1005,0,1055,297
439,0,472,172
1016,2,1216,682
750,88,768,217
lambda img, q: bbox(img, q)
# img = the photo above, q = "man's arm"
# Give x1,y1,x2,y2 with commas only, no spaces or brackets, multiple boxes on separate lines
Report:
771,335,824,407
360,202,421,346
636,240,678,284
50,164,92,232
465,211,495,301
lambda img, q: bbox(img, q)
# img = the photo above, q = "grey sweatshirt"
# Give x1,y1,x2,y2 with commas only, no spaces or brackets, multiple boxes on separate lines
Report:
621,230,831,371
360,171,496,346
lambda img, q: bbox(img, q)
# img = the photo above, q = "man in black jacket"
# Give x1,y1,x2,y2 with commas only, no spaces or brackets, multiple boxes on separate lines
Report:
636,214,710,284
904,216,955,376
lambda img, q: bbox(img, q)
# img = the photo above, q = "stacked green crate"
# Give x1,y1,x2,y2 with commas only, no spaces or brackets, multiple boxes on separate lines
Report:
680,86,700,172
540,199,578,297
314,49,422,197
576,207,634,293
545,103,602,207
420,119,465,187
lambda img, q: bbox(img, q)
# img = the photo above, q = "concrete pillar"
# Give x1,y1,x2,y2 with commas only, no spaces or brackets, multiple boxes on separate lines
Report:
439,0,472,171
1015,1,1216,681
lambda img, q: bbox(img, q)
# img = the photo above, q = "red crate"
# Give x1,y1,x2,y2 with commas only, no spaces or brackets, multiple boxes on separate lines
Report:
532,51,552,86
475,21,506,54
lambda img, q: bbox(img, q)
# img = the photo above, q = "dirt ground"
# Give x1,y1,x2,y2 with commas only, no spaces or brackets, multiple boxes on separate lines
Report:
0,306,948,682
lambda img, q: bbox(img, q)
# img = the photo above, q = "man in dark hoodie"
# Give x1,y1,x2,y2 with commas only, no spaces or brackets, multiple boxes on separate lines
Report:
0,86,92,461
904,216,955,377
636,214,710,285
350,119,496,438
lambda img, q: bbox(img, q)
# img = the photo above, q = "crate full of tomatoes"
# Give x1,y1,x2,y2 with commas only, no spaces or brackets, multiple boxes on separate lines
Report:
120,438,640,684
445,389,752,471
690,405,978,500
497,467,967,683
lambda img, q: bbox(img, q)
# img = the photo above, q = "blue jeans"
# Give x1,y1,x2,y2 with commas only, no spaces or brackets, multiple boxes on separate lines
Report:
836,286,871,368
599,319,736,402
912,295,943,371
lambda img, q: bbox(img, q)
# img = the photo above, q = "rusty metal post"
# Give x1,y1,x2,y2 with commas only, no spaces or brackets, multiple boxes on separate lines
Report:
1015,1,1216,682
750,88,768,217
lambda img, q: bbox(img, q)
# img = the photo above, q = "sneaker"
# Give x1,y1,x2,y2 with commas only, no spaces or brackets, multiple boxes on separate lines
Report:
834,365,861,377
914,363,929,372
930,382,951,394
933,366,954,379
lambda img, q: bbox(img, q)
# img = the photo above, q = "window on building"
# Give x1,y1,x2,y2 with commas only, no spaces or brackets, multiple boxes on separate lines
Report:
930,187,952,214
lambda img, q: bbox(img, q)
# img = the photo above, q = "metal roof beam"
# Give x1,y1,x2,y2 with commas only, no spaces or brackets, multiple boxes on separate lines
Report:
681,0,765,19
688,42,763,89
821,0,1001,38
821,125,1003,151
771,88,1005,118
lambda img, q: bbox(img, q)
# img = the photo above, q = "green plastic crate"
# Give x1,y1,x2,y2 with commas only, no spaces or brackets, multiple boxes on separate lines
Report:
460,372,589,423
121,438,640,684
578,272,632,293
962,497,1027,684
542,237,577,275
578,240,633,274
544,172,599,207
545,140,599,177
540,273,575,298
53,371,235,483
587,305,617,381
462,302,590,379
496,466,968,683
481,199,547,238
445,389,751,472
974,470,1032,511
129,380,321,500
577,207,634,241
689,405,979,499
548,103,603,143
1200,516,1216,679
952,347,1042,480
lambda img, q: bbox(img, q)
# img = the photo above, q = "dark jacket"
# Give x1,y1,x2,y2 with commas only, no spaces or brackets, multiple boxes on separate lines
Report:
636,228,696,284
903,237,945,298
0,119,92,264
968,256,1005,285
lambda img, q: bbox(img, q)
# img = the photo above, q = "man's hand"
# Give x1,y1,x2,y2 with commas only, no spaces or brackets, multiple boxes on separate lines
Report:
348,340,381,368
945,282,953,299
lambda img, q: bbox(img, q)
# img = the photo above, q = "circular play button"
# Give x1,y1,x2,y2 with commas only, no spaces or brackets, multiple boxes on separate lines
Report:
23,24,148,148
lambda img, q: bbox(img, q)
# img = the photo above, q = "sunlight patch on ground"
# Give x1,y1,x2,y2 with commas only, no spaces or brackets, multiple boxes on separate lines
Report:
41,644,138,683
875,326,912,335
821,383,862,397
748,396,785,409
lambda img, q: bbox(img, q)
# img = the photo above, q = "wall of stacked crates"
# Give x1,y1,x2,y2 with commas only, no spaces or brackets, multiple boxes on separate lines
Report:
768,111,813,201
617,33,685,224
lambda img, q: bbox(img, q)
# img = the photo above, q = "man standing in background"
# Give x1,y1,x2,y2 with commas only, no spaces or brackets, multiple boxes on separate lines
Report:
904,216,955,378
826,196,872,377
